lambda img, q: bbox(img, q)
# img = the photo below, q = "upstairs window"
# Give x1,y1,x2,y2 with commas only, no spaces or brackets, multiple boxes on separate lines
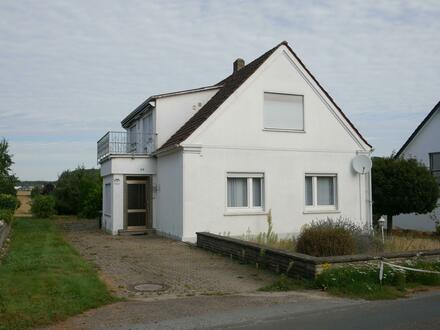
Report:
429,153,440,185
264,92,304,131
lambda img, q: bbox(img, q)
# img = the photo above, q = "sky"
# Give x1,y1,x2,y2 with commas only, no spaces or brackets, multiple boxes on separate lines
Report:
0,0,439,181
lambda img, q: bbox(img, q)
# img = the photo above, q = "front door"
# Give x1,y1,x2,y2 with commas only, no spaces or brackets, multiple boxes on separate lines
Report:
126,177,151,229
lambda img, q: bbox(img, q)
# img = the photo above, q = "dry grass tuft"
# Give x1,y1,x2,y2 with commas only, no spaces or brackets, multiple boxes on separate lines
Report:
384,236,440,252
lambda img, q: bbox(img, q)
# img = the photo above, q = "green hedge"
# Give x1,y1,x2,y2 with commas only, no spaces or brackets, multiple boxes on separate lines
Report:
0,194,19,211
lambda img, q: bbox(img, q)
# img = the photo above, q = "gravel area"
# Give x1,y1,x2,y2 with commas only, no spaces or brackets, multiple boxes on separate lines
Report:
58,218,278,299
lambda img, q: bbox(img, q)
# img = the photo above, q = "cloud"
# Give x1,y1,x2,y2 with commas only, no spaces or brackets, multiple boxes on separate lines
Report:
0,0,439,179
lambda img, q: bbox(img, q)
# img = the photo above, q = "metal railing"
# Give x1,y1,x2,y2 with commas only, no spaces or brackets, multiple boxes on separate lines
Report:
97,131,156,162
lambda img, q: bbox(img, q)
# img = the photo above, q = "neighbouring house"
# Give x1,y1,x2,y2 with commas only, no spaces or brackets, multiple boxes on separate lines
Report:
394,101,440,232
97,41,373,242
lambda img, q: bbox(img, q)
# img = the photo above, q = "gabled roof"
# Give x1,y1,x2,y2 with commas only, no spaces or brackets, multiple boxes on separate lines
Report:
395,100,440,158
157,41,371,152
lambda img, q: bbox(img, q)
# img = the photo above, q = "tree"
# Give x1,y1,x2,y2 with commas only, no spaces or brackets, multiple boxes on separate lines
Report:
372,157,439,233
0,138,18,195
53,166,101,217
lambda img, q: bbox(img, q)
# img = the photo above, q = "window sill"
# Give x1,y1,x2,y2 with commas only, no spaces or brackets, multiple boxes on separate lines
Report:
303,209,340,215
263,128,305,133
224,211,268,216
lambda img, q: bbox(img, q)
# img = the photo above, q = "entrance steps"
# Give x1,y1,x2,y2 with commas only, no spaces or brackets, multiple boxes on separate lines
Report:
118,229,156,236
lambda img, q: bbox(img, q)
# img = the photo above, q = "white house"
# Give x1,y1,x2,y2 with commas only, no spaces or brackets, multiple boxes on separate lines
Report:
97,41,373,242
394,101,440,232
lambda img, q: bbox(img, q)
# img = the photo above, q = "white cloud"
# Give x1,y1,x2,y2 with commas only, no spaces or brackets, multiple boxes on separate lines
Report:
0,0,439,179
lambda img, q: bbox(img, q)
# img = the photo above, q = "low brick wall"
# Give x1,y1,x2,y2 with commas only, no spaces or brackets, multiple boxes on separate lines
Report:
196,232,440,279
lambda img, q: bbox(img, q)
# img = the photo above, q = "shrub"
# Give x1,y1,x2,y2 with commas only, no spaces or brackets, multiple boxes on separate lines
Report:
54,166,101,217
296,217,360,257
0,193,19,210
79,184,102,219
0,209,14,224
31,195,55,218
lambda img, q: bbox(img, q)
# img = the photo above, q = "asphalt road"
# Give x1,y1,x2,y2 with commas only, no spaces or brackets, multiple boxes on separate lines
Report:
134,290,440,330
225,291,440,330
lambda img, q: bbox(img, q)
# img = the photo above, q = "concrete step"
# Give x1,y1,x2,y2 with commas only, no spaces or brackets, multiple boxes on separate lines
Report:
118,228,156,236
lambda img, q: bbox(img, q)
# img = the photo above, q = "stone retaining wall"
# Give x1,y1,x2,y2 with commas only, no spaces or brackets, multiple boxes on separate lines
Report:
196,232,440,279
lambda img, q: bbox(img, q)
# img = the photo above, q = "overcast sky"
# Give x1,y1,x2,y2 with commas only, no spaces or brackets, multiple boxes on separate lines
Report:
1,0,439,181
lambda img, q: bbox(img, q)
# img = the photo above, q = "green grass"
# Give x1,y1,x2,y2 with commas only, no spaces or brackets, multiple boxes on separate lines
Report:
0,218,119,330
260,261,440,300
316,261,440,300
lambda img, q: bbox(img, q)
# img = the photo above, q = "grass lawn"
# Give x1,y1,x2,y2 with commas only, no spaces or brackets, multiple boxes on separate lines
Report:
0,218,118,330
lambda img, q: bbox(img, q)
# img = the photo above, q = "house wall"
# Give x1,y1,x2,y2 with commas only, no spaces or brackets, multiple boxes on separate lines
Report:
155,89,219,148
394,109,440,232
156,151,184,239
181,147,370,241
101,174,124,235
178,46,371,241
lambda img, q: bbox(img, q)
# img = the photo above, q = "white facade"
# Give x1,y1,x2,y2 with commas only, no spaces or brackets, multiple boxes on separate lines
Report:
394,104,440,232
98,43,372,241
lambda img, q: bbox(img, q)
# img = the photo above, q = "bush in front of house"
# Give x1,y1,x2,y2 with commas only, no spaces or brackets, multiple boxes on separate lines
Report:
31,195,55,218
296,217,361,257
0,193,19,211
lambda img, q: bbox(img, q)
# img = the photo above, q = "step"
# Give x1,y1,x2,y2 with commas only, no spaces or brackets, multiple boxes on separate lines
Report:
118,228,156,236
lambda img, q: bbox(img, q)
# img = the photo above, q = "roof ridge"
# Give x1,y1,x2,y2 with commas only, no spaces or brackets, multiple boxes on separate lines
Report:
216,41,287,86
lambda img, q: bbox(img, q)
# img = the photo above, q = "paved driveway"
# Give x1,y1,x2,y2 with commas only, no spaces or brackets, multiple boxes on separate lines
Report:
59,219,277,299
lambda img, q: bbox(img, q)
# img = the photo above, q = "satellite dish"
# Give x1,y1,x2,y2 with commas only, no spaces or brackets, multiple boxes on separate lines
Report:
352,155,372,174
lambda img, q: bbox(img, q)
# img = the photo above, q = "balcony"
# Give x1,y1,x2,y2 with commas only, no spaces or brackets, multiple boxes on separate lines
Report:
97,131,156,162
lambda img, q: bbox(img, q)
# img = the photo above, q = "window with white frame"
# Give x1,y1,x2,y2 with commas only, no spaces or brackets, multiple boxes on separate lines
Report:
227,173,264,210
305,174,337,210
429,153,440,185
104,183,112,215
264,92,304,130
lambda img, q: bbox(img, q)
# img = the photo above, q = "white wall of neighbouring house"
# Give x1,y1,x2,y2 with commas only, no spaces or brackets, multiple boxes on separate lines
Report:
155,89,219,148
176,45,371,241
394,109,440,232
156,151,184,239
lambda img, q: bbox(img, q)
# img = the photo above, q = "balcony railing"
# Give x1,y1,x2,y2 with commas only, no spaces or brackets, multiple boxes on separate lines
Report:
97,131,156,162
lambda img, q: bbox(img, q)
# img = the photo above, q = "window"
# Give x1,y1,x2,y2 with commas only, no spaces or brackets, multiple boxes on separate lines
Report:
264,92,304,130
305,175,337,210
104,183,112,215
227,173,264,210
430,153,440,185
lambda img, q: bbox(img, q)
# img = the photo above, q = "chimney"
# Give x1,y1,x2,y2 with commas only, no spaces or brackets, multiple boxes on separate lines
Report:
233,58,245,72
